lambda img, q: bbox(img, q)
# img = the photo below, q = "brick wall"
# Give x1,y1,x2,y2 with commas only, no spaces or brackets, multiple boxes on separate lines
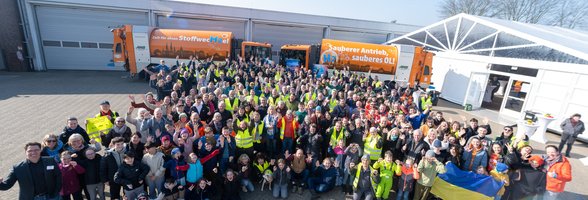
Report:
0,0,28,71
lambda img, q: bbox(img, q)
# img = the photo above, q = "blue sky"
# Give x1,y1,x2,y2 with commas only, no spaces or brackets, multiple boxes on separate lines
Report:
176,0,444,26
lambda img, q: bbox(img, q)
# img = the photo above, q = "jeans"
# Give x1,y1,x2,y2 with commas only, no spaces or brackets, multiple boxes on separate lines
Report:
559,134,576,156
273,184,288,198
413,183,431,200
108,182,122,199
308,177,332,193
353,189,374,200
241,178,255,192
124,186,145,200
33,195,60,200
266,138,277,159
86,183,105,200
220,157,230,175
397,189,410,200
291,169,309,188
282,138,293,155
543,191,560,200
146,175,165,199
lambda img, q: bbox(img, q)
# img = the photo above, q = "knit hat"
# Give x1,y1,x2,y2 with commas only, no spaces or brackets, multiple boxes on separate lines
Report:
180,128,189,135
528,155,544,166
171,147,181,155
495,162,508,173
433,140,442,148
425,150,435,158
315,106,322,111
161,135,170,142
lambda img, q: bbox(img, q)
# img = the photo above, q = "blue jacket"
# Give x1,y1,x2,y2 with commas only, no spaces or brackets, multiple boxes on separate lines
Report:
313,166,338,189
406,113,428,129
164,158,188,179
461,149,488,171
186,160,203,183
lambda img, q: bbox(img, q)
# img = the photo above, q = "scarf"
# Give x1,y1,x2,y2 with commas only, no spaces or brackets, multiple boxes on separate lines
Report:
469,145,483,171
545,154,562,168
113,124,128,134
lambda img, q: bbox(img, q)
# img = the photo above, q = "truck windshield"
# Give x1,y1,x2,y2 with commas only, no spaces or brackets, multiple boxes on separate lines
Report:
279,49,306,68
244,45,272,60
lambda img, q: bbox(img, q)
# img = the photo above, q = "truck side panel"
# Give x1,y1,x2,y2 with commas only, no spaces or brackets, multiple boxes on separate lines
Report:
149,29,232,61
319,39,398,74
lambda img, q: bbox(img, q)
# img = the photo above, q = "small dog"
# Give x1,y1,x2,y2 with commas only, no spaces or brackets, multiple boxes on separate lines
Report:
260,169,273,191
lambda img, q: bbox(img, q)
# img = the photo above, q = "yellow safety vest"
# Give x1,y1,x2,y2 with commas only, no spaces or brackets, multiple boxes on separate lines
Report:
420,97,432,110
253,121,264,143
374,81,382,88
304,92,317,103
269,96,280,106
254,161,270,174
224,98,239,112
247,95,259,105
329,128,345,147
235,129,253,148
329,98,338,112
275,71,282,81
364,134,382,161
236,115,250,125
279,118,297,140
373,160,401,179
352,163,378,193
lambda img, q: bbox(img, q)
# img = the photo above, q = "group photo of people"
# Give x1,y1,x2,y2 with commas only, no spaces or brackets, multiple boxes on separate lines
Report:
0,55,581,200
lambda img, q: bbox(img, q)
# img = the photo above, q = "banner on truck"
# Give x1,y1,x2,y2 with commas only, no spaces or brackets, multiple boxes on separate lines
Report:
149,29,232,61
86,116,113,143
319,39,398,74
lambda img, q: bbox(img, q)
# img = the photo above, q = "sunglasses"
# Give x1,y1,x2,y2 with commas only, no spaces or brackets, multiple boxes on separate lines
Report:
116,121,125,123
46,140,57,143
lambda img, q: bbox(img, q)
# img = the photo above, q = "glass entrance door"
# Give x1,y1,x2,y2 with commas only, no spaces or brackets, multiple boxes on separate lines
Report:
502,79,531,117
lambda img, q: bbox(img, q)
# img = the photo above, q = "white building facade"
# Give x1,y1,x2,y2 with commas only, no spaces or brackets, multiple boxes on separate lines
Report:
388,14,588,140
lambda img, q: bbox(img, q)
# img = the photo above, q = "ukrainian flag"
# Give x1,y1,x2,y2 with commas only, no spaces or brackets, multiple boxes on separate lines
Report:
431,162,504,200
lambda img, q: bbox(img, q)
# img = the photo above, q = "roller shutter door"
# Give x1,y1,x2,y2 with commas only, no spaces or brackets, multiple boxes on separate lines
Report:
157,16,246,39
253,23,323,62
330,29,388,44
36,6,148,70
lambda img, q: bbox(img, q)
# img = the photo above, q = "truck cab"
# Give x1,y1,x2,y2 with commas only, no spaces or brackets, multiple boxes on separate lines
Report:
241,41,272,61
279,44,320,69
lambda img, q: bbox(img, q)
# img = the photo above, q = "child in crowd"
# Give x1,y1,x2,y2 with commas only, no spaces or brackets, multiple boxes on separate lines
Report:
373,151,401,200
160,178,180,200
237,154,255,193
272,159,291,198
488,142,504,172
343,143,363,195
164,148,189,197
221,169,241,200
333,140,346,186
396,158,419,200
186,179,212,200
490,162,509,200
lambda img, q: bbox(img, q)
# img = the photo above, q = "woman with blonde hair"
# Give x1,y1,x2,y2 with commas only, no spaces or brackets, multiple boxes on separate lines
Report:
237,153,255,193
65,133,101,161
41,133,64,162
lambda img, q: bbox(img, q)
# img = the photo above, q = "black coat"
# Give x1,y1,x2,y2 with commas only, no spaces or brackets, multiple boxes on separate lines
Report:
60,126,91,145
100,150,124,183
80,154,103,185
113,161,149,190
0,157,62,200
221,179,241,200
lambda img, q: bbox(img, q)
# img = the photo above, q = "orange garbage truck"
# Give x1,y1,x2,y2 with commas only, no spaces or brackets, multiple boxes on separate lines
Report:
279,39,433,87
111,25,271,77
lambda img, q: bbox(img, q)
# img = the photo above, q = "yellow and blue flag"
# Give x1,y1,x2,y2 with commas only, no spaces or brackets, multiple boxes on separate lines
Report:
431,162,504,200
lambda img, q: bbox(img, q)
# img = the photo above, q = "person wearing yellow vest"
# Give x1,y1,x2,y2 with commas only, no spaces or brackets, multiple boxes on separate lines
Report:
373,151,402,200
233,116,254,159
97,100,119,124
420,93,433,112
363,127,383,162
246,90,259,106
277,110,299,155
224,90,240,113
235,106,250,125
268,89,281,106
253,153,273,183
327,121,347,155
249,112,265,153
350,155,380,200
304,91,317,103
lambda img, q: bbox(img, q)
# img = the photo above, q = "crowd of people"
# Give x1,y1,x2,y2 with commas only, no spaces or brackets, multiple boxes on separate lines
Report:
0,55,581,200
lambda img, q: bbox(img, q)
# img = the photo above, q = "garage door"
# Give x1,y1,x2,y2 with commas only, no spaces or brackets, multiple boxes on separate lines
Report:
36,6,148,70
330,29,388,44
157,16,246,39
253,23,324,62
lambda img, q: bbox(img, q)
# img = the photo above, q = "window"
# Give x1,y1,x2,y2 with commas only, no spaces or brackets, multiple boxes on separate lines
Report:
115,43,122,54
99,43,113,49
62,41,80,48
42,40,61,47
81,42,98,48
423,65,430,75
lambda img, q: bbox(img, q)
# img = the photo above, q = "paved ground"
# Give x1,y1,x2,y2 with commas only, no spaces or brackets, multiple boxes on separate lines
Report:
0,70,586,200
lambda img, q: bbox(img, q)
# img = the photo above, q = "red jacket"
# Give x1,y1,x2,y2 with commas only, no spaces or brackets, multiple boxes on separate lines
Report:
59,163,86,195
545,156,572,193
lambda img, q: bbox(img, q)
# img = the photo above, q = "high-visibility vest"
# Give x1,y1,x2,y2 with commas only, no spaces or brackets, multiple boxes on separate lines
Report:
329,98,338,112
247,95,259,105
275,71,282,81
329,128,345,147
420,97,432,110
178,65,189,77
236,115,250,125
352,163,378,193
304,92,317,103
224,98,239,112
253,121,264,143
269,96,279,106
374,81,382,88
279,118,297,140
360,77,368,84
364,134,382,161
235,129,253,148
373,160,401,179
254,161,270,174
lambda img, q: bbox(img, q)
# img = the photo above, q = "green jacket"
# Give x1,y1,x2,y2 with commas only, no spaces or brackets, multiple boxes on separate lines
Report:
416,159,446,187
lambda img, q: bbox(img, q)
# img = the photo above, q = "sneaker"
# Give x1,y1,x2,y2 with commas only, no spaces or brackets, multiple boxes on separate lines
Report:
242,186,247,192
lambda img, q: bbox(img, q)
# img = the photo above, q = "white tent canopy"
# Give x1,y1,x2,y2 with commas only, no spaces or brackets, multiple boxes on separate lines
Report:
386,13,588,65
